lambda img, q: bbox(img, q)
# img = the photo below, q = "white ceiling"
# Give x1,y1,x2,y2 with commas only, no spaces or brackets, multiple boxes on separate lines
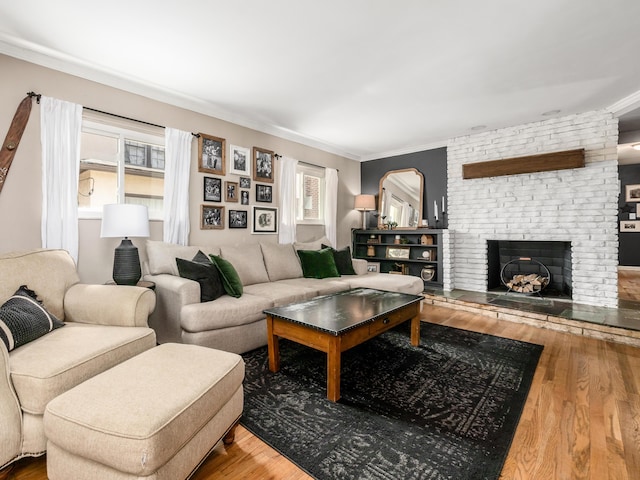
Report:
2,0,640,161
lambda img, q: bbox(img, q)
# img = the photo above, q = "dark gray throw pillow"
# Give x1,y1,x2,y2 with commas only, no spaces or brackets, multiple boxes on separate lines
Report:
0,285,65,352
322,244,357,276
176,251,225,302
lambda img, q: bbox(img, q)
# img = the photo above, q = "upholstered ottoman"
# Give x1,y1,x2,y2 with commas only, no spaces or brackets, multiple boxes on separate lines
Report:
43,343,244,479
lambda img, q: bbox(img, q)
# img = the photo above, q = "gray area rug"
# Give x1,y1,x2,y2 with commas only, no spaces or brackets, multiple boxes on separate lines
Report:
240,322,543,480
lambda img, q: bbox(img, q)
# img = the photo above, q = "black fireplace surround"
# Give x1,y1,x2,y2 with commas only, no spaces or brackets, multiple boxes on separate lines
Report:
487,240,572,298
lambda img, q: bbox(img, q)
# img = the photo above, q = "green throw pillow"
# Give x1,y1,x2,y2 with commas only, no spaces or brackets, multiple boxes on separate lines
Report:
321,244,356,275
297,248,340,279
176,252,225,302
209,255,243,298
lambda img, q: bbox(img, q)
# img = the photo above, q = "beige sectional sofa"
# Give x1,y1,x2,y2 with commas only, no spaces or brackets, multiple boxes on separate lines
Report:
0,249,157,471
143,238,423,355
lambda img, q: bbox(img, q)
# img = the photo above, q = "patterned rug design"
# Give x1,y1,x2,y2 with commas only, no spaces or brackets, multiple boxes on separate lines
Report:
241,322,543,480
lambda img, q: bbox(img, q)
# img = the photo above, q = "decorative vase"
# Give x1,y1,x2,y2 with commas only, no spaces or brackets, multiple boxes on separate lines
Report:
367,245,375,257
420,266,435,282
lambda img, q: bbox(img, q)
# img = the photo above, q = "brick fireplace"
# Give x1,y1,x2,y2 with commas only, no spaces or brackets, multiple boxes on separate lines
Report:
444,110,619,308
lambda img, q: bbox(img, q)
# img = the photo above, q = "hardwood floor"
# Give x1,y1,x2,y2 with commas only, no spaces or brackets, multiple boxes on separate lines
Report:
619,268,640,302
7,273,640,480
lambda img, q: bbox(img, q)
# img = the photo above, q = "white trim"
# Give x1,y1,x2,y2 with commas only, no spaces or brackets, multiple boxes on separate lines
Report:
608,89,640,116
359,140,447,162
0,34,360,161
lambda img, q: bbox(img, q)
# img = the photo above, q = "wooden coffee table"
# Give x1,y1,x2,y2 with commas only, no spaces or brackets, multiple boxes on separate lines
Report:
264,288,423,402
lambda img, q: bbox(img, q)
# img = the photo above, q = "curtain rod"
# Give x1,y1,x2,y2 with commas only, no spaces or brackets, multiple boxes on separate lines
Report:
84,106,200,138
297,159,339,172
28,92,199,137
28,92,337,163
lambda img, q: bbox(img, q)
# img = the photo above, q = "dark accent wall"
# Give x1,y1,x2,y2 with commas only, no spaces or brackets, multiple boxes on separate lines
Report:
360,147,447,228
619,164,640,266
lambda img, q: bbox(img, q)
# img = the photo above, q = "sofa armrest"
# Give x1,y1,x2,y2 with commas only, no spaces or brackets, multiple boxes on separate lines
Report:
143,274,200,344
0,343,23,468
352,258,369,275
64,284,156,327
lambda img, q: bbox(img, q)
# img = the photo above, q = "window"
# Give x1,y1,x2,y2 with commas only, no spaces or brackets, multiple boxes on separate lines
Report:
78,120,165,219
295,163,325,224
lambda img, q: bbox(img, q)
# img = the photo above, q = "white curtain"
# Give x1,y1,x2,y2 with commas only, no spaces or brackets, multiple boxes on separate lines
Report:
40,96,82,262
400,201,411,227
163,128,192,245
278,156,298,244
324,168,338,247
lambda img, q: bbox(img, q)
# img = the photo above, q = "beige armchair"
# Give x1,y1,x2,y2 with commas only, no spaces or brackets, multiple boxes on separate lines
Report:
0,249,157,472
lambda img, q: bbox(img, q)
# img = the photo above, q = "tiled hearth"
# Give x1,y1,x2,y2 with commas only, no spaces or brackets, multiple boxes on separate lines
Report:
423,288,640,347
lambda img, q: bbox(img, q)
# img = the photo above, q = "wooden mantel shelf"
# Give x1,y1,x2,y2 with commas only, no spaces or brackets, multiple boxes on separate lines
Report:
462,149,585,179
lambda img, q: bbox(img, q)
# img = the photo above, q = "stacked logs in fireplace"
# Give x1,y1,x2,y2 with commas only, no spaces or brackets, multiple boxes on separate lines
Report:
505,273,550,293
501,257,551,295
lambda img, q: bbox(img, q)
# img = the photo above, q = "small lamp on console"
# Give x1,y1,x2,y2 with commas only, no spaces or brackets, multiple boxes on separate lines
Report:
101,204,150,285
354,194,376,230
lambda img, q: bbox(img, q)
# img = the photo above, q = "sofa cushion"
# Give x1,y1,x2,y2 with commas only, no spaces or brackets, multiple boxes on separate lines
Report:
146,240,220,276
293,236,332,252
260,242,303,281
181,293,272,332
219,244,270,286
9,323,156,415
322,244,357,276
347,273,424,295
297,248,340,279
275,278,352,296
176,251,225,303
244,282,316,307
0,249,80,320
0,286,65,351
210,255,243,298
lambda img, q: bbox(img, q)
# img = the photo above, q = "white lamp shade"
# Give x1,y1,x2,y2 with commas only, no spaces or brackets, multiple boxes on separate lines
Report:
101,204,150,238
354,194,376,211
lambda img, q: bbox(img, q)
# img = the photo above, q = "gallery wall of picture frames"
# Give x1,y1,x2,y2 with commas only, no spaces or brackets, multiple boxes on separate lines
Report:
198,133,277,232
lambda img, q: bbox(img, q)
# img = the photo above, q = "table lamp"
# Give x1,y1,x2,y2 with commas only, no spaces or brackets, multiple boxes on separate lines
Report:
354,194,376,230
101,204,150,285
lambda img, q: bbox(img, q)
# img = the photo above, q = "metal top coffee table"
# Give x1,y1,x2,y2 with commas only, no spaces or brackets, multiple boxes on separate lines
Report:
264,288,423,402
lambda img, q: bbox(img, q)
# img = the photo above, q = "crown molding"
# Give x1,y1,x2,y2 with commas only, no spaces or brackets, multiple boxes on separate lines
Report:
358,140,447,162
608,88,640,116
0,33,361,161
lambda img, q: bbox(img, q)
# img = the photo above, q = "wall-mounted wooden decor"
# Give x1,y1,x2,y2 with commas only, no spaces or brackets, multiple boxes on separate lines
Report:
462,149,585,180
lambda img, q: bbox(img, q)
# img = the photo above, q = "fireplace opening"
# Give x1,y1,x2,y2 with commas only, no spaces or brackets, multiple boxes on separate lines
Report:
487,240,572,298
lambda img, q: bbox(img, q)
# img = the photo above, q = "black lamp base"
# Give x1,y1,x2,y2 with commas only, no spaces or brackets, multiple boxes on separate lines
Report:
113,238,141,286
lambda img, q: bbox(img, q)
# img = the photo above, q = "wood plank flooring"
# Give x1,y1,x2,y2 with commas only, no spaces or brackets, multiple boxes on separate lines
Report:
6,273,640,480
619,268,640,302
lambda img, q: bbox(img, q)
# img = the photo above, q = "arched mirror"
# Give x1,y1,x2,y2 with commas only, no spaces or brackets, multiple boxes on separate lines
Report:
378,168,424,229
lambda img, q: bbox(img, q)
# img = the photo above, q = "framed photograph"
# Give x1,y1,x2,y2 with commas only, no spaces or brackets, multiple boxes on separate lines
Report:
367,262,380,273
198,133,226,175
203,176,221,202
229,145,250,176
386,246,411,259
241,190,249,205
256,184,273,203
201,205,224,230
625,184,640,202
620,220,640,232
239,176,251,189
252,206,278,234
225,181,239,202
229,209,248,229
253,147,275,183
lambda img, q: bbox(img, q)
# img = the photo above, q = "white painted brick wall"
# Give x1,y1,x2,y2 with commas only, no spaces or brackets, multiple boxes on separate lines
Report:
445,110,619,308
